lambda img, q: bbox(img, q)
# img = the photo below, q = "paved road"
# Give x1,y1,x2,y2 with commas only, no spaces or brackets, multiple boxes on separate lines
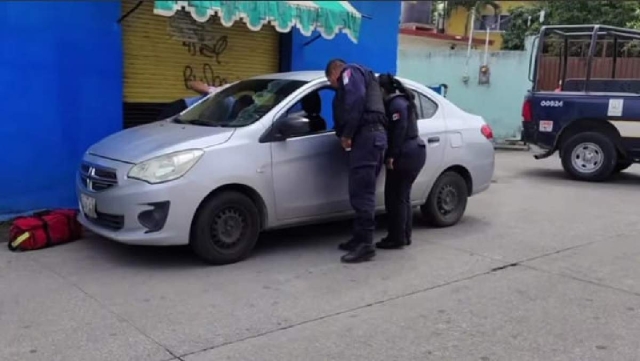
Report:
2,151,640,361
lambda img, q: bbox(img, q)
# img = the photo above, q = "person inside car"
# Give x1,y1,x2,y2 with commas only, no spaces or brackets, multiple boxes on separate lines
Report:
156,81,226,121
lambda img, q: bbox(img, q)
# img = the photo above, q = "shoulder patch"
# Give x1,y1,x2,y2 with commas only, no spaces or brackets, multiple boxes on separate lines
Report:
392,112,400,121
342,69,351,85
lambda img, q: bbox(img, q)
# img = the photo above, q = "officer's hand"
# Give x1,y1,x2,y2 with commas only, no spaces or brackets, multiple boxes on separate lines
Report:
386,158,394,170
341,137,352,150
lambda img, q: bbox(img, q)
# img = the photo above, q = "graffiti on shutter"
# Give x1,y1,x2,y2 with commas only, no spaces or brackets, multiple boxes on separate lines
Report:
168,11,231,88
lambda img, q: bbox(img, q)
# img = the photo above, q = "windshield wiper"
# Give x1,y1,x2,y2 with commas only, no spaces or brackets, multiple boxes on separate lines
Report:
189,119,216,126
172,117,213,126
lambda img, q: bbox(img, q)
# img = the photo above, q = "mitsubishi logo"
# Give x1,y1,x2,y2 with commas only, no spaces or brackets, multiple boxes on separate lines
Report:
86,166,95,191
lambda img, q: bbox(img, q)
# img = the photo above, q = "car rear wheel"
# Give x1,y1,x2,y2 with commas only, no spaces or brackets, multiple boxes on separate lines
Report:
191,191,260,265
421,171,468,228
560,132,617,182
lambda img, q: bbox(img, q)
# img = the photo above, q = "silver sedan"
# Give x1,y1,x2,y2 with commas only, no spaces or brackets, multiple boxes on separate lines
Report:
77,71,495,264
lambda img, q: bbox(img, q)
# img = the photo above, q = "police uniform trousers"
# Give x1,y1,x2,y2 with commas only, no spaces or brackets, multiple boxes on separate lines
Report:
384,138,426,244
348,125,387,246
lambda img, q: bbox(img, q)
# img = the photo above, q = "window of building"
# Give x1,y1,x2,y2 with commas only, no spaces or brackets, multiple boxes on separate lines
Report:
474,14,511,32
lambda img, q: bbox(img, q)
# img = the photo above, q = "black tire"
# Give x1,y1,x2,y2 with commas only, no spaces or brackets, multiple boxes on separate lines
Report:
560,132,617,182
614,160,632,174
420,171,468,228
191,191,260,265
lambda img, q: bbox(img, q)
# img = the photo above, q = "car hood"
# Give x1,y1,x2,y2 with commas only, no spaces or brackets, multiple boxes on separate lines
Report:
88,120,235,163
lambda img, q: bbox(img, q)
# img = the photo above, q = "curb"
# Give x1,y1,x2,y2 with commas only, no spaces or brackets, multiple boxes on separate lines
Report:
494,141,529,151
0,223,9,244
495,144,529,151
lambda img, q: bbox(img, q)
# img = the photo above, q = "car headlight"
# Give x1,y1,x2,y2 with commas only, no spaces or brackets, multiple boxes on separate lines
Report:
128,149,204,184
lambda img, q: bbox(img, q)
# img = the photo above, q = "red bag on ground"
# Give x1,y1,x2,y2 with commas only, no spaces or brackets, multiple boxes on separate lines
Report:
8,209,83,251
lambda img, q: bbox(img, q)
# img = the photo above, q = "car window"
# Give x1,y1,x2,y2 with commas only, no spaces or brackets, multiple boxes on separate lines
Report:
406,89,423,118
317,88,335,129
176,78,306,127
417,92,438,119
281,86,335,138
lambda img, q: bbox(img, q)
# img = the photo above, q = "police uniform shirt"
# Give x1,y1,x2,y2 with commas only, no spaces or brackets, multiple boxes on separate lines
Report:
386,96,412,160
334,65,367,139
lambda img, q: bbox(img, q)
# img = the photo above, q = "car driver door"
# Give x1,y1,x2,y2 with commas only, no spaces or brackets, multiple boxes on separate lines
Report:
267,86,352,221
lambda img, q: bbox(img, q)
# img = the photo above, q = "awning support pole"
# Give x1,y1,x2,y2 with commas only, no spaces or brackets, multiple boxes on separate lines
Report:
117,1,143,24
303,13,373,47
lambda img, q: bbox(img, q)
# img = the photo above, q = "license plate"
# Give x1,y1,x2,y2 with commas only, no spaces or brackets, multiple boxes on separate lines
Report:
80,193,97,219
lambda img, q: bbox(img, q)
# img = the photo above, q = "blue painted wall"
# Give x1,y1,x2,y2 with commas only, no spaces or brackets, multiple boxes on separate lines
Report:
0,2,123,219
289,1,401,128
0,1,399,220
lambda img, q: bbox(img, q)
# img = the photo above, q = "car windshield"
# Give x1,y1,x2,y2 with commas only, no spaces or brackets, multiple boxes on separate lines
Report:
175,78,306,127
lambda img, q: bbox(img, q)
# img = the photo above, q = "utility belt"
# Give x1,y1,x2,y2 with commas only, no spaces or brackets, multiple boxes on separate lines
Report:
359,122,386,134
359,111,387,133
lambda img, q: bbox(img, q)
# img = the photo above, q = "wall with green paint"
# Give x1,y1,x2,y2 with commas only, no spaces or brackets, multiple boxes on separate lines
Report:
398,37,535,141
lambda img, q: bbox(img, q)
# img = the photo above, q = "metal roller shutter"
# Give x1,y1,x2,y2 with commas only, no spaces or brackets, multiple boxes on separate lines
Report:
121,0,279,127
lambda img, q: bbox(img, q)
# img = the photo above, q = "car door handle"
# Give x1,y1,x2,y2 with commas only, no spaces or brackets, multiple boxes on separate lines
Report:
427,136,440,144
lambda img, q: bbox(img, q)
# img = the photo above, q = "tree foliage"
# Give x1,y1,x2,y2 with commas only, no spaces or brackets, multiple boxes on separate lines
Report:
500,5,543,51
501,0,640,51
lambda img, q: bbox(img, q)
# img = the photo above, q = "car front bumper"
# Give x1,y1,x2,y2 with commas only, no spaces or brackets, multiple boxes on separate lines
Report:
76,153,205,246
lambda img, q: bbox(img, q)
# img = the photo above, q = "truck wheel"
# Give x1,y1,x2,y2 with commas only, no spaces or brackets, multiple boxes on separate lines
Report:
420,171,468,228
191,191,260,265
560,132,617,182
614,160,632,174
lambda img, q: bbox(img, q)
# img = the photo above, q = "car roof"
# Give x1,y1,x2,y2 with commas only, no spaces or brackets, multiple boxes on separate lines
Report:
250,70,423,89
248,71,464,117
251,71,326,82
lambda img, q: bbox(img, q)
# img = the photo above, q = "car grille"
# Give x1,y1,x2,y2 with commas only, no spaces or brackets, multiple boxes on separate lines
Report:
87,211,125,231
80,163,118,191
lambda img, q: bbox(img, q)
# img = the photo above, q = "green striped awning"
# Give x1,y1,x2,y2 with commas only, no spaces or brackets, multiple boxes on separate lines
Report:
153,1,362,43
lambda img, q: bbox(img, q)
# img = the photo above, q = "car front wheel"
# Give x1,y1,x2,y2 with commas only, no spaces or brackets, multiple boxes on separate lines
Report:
421,171,468,228
191,191,260,265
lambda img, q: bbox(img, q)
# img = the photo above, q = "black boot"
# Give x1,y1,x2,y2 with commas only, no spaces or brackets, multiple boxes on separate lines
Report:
405,238,412,246
375,237,405,250
338,238,358,251
341,244,376,263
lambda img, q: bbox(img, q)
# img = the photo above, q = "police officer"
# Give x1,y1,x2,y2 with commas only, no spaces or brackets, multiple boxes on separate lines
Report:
376,73,426,249
325,59,388,263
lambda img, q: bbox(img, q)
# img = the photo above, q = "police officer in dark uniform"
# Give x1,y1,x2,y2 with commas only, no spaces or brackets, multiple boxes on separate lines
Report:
376,73,426,249
325,59,388,263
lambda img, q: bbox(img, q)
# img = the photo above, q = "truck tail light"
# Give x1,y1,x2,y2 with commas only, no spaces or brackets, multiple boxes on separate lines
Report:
481,124,493,140
522,99,533,122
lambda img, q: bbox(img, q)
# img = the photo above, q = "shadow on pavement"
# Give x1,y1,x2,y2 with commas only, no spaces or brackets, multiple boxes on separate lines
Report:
84,235,204,268
82,214,392,266
19,211,486,268
519,167,640,186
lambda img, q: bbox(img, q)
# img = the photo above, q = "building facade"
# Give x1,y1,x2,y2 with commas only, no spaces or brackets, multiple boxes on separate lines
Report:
0,1,400,219
446,1,536,50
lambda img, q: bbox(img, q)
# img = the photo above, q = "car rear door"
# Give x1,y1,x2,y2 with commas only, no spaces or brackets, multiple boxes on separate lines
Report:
407,88,447,202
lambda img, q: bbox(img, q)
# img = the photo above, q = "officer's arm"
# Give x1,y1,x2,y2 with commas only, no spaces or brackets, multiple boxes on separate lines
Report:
340,70,367,139
188,80,213,95
387,100,409,160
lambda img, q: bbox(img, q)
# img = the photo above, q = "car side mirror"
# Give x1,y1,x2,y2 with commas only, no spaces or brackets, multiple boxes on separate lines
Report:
275,114,311,139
